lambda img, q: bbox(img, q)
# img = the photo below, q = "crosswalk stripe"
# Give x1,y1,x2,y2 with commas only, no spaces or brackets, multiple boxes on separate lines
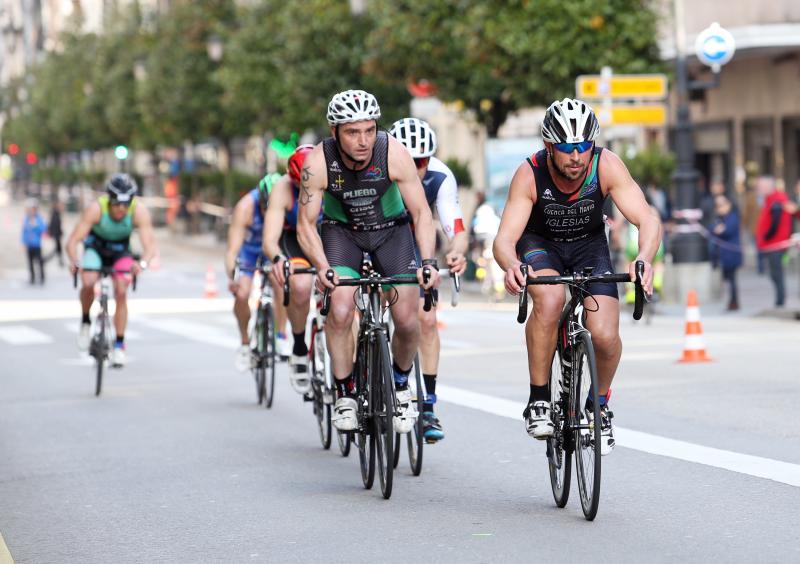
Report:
0,325,54,345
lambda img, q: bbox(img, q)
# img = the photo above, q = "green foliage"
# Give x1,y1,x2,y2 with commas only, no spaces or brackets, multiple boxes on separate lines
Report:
444,158,473,188
623,144,676,189
367,0,664,135
179,169,260,204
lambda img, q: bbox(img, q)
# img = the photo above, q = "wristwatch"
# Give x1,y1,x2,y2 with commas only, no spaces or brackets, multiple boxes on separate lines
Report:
421,258,439,269
139,259,148,270
273,254,284,264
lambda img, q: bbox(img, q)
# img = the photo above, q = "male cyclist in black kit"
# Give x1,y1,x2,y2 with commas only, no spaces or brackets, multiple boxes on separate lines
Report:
493,98,661,455
297,90,439,433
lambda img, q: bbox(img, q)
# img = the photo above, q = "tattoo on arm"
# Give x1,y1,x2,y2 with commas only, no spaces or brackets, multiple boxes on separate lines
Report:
299,166,313,205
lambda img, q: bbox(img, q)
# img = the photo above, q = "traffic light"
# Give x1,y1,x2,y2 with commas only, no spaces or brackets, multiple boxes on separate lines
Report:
25,152,38,165
114,145,129,160
8,143,19,156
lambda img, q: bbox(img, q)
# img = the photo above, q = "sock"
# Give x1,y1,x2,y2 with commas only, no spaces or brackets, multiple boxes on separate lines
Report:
292,330,308,356
585,385,609,410
392,361,411,390
423,373,437,412
114,335,125,349
529,383,549,404
335,373,355,398
81,313,90,325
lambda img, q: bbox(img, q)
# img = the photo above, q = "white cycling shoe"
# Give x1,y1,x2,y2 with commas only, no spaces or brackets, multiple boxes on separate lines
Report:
393,388,418,434
77,322,91,351
111,346,126,367
276,336,292,360
524,400,554,439
289,354,311,394
587,405,615,456
332,397,358,431
235,345,251,372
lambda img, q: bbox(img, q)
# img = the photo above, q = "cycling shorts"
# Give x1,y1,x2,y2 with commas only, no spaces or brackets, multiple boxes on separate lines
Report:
82,249,134,281
280,230,311,267
516,231,618,299
237,245,264,278
321,221,417,279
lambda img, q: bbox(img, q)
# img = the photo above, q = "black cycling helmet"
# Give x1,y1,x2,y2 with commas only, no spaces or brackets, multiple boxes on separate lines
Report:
106,173,138,203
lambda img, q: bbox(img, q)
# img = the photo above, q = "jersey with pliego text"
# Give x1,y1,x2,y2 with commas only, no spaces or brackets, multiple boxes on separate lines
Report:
421,156,465,240
525,147,606,243
322,131,406,228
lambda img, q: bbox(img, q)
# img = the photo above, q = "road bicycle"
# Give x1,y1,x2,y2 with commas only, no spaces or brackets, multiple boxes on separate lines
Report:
320,260,434,499
73,267,136,397
516,261,645,520
239,259,277,408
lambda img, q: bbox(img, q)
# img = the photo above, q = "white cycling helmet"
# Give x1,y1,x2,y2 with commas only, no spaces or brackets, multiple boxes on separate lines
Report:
389,117,438,158
326,89,381,126
541,98,600,144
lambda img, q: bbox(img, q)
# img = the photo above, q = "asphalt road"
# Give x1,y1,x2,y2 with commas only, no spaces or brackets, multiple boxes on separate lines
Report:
2,259,800,563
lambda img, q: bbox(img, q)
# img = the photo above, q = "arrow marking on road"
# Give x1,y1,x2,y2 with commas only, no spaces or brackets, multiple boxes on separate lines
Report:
437,384,800,488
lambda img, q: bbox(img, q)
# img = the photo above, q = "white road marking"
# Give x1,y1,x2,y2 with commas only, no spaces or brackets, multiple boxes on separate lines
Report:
0,298,233,323
137,317,238,349
437,384,800,488
0,325,53,345
62,322,141,340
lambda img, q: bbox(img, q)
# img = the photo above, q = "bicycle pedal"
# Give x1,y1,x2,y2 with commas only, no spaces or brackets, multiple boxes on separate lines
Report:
303,393,314,402
279,355,289,362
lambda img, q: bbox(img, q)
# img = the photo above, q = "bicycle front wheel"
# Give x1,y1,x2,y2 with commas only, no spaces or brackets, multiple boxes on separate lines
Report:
373,332,395,499
547,346,571,507
355,351,374,489
573,331,601,521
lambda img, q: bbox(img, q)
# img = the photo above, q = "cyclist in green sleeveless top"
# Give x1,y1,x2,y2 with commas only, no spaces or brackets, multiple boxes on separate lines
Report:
297,89,440,433
66,174,157,366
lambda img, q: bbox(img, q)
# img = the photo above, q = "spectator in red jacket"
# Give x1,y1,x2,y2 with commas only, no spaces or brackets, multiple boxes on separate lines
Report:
755,177,796,307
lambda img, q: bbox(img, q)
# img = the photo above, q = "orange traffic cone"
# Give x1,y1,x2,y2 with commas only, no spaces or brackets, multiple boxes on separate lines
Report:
678,290,712,363
204,265,219,298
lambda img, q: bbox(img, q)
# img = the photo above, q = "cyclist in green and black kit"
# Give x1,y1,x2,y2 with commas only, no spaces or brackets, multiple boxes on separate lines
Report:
297,89,440,433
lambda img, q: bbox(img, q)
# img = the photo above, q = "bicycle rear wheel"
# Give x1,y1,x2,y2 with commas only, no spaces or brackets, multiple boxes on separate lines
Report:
263,303,276,409
547,346,571,507
355,352,375,489
310,321,332,450
573,331,601,521
253,308,266,405
407,352,424,476
373,332,395,499
337,430,352,457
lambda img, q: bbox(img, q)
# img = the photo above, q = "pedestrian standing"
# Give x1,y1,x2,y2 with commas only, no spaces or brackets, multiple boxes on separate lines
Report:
47,200,64,266
21,199,47,285
712,194,743,310
754,177,795,308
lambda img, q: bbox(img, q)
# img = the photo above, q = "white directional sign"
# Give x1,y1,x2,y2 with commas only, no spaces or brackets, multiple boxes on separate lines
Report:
695,22,736,71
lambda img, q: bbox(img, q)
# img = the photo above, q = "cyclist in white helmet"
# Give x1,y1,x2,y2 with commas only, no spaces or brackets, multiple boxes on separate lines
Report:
493,98,661,455
389,117,468,443
297,90,440,434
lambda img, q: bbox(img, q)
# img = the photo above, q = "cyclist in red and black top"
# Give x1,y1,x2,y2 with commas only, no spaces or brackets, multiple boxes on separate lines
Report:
493,98,661,455
263,144,317,395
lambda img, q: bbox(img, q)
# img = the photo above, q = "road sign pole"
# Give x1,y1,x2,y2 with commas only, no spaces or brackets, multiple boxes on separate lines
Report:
670,52,707,264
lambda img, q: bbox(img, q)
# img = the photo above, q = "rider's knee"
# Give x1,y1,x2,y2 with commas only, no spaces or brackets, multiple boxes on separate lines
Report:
418,307,437,335
290,276,312,305
113,286,128,302
531,289,564,324
392,310,419,338
591,327,621,355
327,301,354,331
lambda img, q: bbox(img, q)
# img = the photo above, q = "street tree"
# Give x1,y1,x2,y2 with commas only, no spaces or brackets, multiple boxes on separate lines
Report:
367,0,664,136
